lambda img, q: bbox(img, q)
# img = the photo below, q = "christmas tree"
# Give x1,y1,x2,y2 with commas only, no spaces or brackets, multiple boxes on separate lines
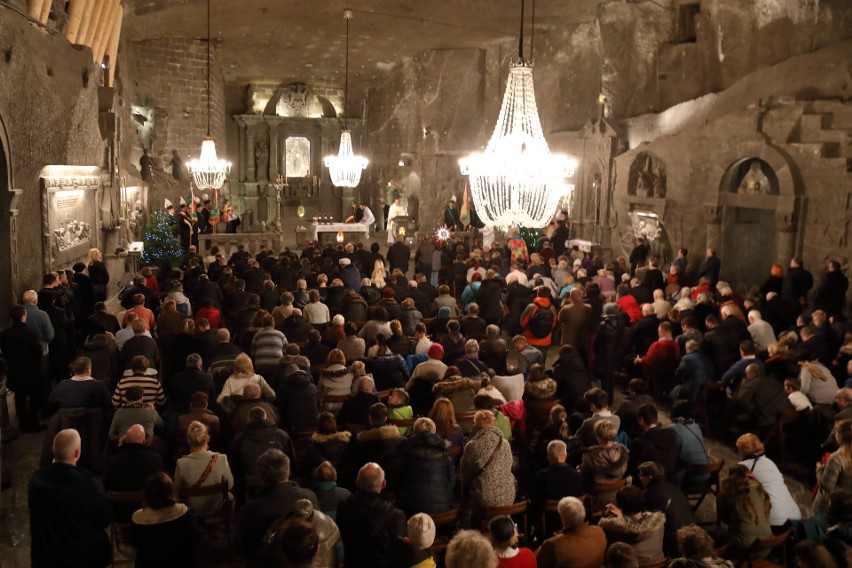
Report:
141,209,183,266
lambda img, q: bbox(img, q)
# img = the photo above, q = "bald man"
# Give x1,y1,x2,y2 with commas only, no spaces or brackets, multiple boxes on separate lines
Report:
29,429,113,567
337,463,407,567
102,424,165,521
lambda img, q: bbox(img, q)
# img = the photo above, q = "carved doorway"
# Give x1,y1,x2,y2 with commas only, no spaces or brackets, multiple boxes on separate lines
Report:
722,207,777,289
0,115,12,328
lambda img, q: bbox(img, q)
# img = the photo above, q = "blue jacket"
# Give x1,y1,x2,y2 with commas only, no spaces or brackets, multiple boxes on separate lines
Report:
25,305,54,355
674,351,713,402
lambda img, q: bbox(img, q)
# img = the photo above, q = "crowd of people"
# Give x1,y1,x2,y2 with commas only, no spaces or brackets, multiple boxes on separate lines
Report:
4,229,852,568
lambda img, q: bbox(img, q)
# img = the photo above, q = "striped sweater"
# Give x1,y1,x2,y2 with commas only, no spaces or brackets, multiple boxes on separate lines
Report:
112,374,166,408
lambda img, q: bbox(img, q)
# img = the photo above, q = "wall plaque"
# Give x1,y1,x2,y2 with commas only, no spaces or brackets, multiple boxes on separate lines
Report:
40,167,102,272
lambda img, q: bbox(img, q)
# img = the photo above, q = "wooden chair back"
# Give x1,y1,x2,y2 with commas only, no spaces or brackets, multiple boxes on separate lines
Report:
483,500,529,542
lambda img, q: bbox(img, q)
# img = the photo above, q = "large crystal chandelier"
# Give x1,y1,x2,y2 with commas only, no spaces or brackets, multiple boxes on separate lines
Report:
325,9,368,188
186,0,231,191
459,0,576,229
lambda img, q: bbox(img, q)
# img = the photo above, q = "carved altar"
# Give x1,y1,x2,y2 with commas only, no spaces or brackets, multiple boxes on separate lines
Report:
40,167,103,272
232,83,366,232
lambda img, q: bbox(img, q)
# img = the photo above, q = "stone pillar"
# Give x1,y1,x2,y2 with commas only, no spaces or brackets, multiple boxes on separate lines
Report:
238,119,247,182
705,205,723,253
246,127,256,182
268,122,279,182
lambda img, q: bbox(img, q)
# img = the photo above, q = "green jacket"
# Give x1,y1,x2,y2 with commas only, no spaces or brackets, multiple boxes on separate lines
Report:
389,404,414,436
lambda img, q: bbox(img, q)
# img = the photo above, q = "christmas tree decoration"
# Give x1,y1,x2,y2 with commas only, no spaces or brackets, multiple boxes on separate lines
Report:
142,209,183,266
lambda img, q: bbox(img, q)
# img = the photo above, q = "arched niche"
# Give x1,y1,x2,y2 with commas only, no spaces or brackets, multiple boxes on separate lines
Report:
719,157,779,196
627,152,667,198
0,114,15,324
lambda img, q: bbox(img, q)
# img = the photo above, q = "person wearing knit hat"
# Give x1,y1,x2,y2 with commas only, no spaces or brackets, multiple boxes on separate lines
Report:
428,343,444,360
387,513,437,568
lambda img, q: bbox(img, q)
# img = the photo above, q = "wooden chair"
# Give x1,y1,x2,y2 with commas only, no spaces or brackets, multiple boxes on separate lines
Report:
108,490,145,554
376,389,392,402
243,475,265,503
483,500,529,543
639,559,668,568
347,423,368,435
525,398,558,433
290,426,318,460
389,417,416,430
542,495,587,535
733,529,791,568
177,478,233,555
589,478,629,514
762,408,809,468
309,363,329,378
683,459,725,523
428,508,461,555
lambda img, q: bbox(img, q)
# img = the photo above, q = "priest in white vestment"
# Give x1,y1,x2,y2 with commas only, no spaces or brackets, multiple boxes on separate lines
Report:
386,198,405,244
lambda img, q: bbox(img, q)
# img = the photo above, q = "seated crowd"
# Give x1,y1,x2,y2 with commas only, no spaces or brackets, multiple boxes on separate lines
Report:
10,233,852,568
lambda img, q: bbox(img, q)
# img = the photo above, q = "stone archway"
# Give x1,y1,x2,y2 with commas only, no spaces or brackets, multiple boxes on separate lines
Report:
0,114,14,327
704,142,801,288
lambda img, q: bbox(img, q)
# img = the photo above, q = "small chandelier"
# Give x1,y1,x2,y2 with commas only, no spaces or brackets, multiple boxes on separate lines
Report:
459,0,575,229
325,9,368,188
187,0,231,191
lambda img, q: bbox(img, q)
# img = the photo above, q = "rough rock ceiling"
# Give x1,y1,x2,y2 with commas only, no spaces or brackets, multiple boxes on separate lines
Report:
124,0,605,87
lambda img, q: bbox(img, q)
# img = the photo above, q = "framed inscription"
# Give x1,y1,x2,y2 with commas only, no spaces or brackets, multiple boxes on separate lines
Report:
41,167,102,272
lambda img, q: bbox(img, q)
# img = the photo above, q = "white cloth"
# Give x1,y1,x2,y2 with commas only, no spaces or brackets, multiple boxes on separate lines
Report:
310,223,369,241
360,206,375,227
788,391,812,411
739,456,802,525
387,202,405,244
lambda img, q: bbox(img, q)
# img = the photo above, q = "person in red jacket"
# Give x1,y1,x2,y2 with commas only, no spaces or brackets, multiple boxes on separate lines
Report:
520,287,557,360
635,321,681,395
616,284,642,323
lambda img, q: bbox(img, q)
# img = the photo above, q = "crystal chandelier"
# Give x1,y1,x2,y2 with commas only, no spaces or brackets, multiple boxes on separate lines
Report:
325,9,368,188
186,0,231,191
459,0,576,229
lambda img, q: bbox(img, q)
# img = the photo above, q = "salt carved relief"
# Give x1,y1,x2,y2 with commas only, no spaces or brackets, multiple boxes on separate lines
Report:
627,152,667,198
41,173,101,271
276,84,310,117
285,137,311,178
722,158,778,195
629,211,663,243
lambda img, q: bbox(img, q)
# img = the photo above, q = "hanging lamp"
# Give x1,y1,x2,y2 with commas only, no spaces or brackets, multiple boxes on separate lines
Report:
459,0,576,229
186,0,231,192
324,9,368,188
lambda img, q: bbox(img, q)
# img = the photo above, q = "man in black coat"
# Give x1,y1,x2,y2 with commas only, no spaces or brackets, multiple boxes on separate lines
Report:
234,448,317,564
551,219,571,256
120,276,160,314
735,363,793,436
337,462,407,568
642,258,665,294
638,461,695,558
337,377,380,430
782,257,814,313
205,328,244,368
815,260,849,317
628,238,649,275
629,404,679,479
387,235,411,274
0,305,46,431
72,262,97,321
191,274,225,311
171,353,216,407
528,439,584,523
85,302,120,338
102,424,165,521
29,429,113,568
121,320,160,369
696,248,722,286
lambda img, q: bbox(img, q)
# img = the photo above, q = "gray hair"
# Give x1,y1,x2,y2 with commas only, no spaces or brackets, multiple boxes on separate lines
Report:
557,496,586,529
547,439,567,462
257,449,290,485
603,303,621,316
445,530,497,568
186,353,203,368
464,339,480,355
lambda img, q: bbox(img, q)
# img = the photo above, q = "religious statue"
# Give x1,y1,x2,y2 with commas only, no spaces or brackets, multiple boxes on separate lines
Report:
169,150,186,186
139,149,154,185
738,161,770,195
128,200,145,241
386,197,405,244
255,141,269,181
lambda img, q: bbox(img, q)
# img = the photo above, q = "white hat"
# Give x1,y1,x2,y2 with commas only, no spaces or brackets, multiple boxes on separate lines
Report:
407,513,436,550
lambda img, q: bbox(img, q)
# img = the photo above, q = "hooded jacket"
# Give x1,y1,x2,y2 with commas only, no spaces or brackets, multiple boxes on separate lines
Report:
396,431,455,516
341,295,370,323
580,443,630,485
475,278,506,322
304,431,351,474
520,296,557,347
631,426,679,476
230,420,295,480
432,376,479,433
317,364,354,413
524,377,558,400
367,353,410,390
552,348,592,408
599,511,666,563
275,369,320,430
594,313,629,374
342,425,402,489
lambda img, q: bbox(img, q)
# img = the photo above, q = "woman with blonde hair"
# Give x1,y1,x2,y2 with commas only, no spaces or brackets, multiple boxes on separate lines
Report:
735,433,801,527
814,420,852,515
87,247,109,301
428,397,465,449
217,353,275,411
174,420,234,515
372,259,387,289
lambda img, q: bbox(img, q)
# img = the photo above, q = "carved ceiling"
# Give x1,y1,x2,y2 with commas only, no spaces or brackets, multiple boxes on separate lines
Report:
123,0,606,89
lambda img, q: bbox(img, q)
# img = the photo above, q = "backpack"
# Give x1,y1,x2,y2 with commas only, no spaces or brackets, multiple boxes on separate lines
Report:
528,304,556,339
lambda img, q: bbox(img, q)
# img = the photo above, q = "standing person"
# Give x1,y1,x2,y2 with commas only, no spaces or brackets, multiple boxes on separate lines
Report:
672,248,689,286
72,262,97,321
814,260,849,317
593,303,627,404
629,238,649,276
782,257,814,313
559,288,592,358
0,305,45,432
29,429,112,568
695,248,721,286
87,248,110,301
520,288,558,361
388,235,411,274
387,197,405,245
444,199,463,231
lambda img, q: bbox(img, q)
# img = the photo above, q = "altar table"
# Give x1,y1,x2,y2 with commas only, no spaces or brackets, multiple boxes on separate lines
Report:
309,222,370,243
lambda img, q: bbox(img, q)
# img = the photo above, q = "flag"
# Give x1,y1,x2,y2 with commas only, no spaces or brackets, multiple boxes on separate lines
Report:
459,183,471,227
